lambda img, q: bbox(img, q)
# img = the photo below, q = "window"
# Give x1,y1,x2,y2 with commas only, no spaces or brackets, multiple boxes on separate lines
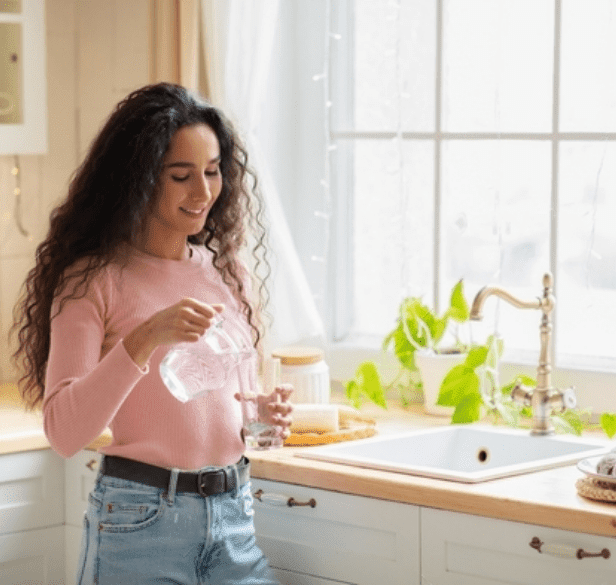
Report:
329,0,616,373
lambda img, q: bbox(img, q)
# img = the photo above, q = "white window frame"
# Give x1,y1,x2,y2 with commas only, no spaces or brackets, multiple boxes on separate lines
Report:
325,0,616,414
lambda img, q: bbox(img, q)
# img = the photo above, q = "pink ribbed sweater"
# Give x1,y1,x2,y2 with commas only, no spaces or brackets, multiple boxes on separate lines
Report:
43,245,252,470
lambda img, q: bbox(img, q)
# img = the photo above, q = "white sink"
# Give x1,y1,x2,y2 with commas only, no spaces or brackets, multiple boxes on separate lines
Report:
295,425,610,483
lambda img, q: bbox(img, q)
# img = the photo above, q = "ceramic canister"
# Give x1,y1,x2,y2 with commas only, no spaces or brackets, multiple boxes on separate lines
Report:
271,346,330,404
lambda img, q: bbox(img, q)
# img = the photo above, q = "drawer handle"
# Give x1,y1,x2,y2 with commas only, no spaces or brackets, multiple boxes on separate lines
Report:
530,537,610,560
85,458,98,471
253,489,317,508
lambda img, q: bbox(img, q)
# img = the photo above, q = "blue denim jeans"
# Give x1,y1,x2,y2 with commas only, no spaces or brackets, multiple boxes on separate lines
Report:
76,458,279,585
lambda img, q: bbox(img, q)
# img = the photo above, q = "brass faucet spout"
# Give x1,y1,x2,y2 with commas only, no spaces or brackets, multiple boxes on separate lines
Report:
469,286,543,321
468,272,574,436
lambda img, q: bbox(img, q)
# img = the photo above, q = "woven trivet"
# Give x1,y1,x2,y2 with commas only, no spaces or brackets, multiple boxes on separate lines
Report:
284,407,377,446
576,476,616,503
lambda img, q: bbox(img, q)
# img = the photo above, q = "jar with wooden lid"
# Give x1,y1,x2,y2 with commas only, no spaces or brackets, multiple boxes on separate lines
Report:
271,346,330,404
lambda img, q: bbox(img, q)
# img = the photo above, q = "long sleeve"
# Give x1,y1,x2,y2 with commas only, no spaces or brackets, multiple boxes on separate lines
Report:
43,278,147,458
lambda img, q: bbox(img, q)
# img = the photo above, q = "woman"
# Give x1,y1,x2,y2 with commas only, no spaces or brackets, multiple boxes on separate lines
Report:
12,82,292,584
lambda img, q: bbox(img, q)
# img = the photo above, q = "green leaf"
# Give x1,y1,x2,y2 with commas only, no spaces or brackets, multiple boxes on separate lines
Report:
485,335,504,369
493,401,519,427
556,408,592,436
438,365,480,406
451,392,483,424
345,361,387,410
519,406,533,418
500,375,536,396
601,412,616,439
345,380,361,409
551,414,580,436
447,280,470,323
344,380,361,410
480,368,499,402
388,324,417,370
464,345,489,369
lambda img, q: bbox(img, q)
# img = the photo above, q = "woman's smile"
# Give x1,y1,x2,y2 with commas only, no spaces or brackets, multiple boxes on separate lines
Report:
180,206,208,217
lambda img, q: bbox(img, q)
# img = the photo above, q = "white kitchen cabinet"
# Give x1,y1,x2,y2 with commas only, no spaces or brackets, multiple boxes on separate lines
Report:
64,450,101,585
421,507,616,585
250,478,421,585
0,449,65,585
7,445,616,585
0,449,65,534
0,526,65,585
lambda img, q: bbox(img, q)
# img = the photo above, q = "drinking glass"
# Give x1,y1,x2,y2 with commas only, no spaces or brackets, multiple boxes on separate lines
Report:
238,357,284,450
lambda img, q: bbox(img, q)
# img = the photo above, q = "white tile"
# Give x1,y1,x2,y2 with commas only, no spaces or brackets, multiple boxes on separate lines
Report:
0,255,36,383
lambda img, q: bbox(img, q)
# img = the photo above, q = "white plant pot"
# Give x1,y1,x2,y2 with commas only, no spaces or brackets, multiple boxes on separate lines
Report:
415,350,466,416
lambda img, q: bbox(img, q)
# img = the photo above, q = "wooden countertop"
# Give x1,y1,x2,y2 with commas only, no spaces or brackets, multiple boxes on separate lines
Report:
2,382,616,537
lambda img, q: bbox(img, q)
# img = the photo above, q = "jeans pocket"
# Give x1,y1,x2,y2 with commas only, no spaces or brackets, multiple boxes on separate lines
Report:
99,486,166,533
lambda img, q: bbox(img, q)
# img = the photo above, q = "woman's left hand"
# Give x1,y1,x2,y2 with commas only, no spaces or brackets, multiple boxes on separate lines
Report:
236,383,294,442
264,384,294,440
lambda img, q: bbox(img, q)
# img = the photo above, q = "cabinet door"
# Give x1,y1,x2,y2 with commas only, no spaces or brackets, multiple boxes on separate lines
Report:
64,451,100,527
0,526,65,585
64,451,101,584
251,478,420,585
0,450,64,535
421,507,616,585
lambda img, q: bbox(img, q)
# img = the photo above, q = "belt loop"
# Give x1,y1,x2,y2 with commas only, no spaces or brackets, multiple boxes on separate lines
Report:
231,464,241,498
167,468,179,505
97,455,107,482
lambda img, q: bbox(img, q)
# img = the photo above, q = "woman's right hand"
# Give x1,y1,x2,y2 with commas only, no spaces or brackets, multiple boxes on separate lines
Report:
123,298,225,368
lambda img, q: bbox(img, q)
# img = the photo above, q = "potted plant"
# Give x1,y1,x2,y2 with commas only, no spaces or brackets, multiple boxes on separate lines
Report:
345,282,616,438
345,281,470,414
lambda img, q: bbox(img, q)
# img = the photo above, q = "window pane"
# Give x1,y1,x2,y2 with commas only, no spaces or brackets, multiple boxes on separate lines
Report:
560,0,616,132
557,142,616,364
343,0,436,132
351,139,434,336
442,0,554,132
441,141,552,354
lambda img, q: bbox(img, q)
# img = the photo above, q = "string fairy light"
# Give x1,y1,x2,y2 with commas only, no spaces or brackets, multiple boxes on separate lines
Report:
310,0,337,315
1,155,31,249
12,155,31,240
390,0,412,301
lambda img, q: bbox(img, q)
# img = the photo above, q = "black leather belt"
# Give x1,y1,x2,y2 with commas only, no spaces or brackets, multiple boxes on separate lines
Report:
100,455,250,497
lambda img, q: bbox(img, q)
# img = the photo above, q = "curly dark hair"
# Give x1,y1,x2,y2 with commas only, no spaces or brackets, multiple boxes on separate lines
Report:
12,82,271,410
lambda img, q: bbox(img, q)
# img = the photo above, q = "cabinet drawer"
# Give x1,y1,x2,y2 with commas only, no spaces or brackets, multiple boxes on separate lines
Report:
65,450,101,527
0,525,65,585
422,507,616,585
0,450,64,535
251,478,420,585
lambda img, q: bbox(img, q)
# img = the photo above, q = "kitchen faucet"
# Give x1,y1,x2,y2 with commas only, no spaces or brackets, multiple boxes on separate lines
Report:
469,272,576,436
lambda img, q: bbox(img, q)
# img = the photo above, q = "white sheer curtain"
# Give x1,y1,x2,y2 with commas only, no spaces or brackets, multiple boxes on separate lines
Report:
200,0,325,353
